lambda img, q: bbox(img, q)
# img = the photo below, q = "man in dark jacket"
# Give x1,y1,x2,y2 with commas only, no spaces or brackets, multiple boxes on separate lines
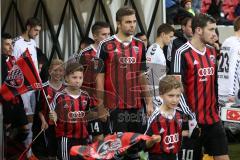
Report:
166,16,193,73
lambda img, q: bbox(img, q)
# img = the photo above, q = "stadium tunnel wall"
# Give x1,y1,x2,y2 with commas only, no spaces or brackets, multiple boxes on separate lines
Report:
1,0,166,62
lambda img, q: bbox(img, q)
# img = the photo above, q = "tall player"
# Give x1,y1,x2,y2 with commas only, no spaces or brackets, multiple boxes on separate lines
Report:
96,6,153,159
173,13,229,160
78,21,110,140
13,17,42,160
218,17,240,103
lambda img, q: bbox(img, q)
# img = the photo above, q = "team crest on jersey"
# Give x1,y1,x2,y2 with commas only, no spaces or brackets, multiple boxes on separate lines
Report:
210,55,216,64
82,100,87,106
133,46,139,54
103,42,116,52
5,65,24,88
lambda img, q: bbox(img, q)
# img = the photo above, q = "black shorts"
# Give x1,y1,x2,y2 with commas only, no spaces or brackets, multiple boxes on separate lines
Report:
199,121,228,156
109,108,147,134
178,136,202,160
57,137,87,160
149,153,176,160
45,125,57,156
87,120,104,136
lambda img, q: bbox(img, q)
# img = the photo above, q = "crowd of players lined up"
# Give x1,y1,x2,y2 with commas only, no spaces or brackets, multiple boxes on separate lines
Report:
3,4,240,160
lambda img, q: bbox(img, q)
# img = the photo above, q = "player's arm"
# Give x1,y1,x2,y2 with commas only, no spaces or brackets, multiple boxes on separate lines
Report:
173,50,195,119
95,42,109,122
140,45,154,117
228,48,240,101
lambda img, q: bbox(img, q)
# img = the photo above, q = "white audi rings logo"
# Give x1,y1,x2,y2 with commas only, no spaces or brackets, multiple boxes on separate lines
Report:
164,133,179,145
198,67,214,77
68,111,85,119
119,57,136,64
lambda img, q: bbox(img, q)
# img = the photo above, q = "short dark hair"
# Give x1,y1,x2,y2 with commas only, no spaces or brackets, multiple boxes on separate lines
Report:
25,17,41,31
1,33,12,40
135,32,146,38
234,16,240,31
80,37,94,46
65,62,84,76
181,16,193,27
92,21,110,35
116,6,135,22
192,13,216,34
157,23,175,37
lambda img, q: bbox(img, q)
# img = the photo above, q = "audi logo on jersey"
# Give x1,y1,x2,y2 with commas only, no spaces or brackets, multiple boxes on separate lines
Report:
119,57,136,64
68,111,85,119
163,133,179,145
198,67,214,77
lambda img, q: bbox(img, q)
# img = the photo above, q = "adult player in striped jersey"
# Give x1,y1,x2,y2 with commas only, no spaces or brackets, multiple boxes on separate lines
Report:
77,21,110,141
96,6,153,159
173,13,229,160
218,17,240,103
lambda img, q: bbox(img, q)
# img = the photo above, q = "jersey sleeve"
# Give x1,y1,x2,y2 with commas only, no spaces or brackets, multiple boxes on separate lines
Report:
96,41,108,73
13,42,23,60
228,47,240,96
173,50,196,119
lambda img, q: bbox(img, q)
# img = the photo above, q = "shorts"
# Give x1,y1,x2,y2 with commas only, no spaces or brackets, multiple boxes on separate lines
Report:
21,91,36,115
199,121,228,156
109,108,147,134
178,136,202,160
57,137,87,160
149,153,176,160
45,125,57,156
87,120,104,136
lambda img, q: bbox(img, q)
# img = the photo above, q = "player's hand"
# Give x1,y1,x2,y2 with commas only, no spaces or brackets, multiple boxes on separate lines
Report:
86,110,98,121
41,119,49,130
49,110,57,123
146,102,154,117
98,104,109,122
228,96,235,103
152,134,161,143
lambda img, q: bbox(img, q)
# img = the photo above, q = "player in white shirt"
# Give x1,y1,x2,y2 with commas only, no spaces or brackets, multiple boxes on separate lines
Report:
146,23,174,106
13,17,41,160
218,17,240,103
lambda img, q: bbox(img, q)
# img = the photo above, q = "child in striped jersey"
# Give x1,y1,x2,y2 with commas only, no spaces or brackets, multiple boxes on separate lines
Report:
37,59,65,159
49,62,93,160
145,75,188,160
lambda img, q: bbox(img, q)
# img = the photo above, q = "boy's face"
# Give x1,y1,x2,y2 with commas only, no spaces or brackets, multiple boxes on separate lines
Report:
93,27,110,44
65,71,83,89
162,31,174,46
49,64,64,82
160,88,181,109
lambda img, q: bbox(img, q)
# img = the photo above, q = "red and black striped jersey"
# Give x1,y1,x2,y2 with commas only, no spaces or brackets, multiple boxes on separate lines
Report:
147,110,184,154
39,81,65,124
97,35,146,109
79,45,98,106
173,42,220,125
51,89,91,139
